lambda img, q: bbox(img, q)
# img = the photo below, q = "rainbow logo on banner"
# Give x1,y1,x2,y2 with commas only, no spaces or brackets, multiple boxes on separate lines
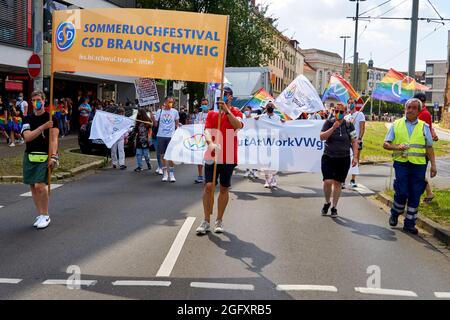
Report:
372,68,429,104
322,73,360,104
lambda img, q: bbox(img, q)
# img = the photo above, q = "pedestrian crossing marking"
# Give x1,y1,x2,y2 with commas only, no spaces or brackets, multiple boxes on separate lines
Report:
20,184,63,197
435,292,450,299
0,278,22,284
351,184,376,195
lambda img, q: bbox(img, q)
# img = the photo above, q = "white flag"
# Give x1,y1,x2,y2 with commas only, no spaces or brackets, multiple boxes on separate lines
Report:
275,75,324,120
164,124,207,165
89,110,134,148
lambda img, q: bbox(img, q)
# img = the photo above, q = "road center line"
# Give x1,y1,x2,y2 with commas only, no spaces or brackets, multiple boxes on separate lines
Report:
112,280,171,287
355,287,418,297
0,206,4,209
0,278,22,284
42,279,97,286
435,292,450,298
276,285,338,292
20,184,63,197
156,217,196,277
191,282,255,291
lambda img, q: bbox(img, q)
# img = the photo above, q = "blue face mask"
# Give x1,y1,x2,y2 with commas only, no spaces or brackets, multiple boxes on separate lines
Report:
222,96,228,104
349,103,355,110
201,105,209,112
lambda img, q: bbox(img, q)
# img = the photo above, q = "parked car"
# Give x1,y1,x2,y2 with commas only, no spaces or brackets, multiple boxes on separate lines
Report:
78,106,137,157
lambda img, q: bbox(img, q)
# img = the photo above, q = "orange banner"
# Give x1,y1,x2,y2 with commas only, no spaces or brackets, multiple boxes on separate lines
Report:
52,9,229,83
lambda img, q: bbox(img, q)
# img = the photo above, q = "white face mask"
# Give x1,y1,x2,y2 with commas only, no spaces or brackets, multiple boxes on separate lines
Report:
245,111,251,117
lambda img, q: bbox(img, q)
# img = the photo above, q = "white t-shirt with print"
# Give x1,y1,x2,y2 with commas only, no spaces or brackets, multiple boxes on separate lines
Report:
260,113,281,123
156,108,180,138
346,111,366,139
194,111,208,124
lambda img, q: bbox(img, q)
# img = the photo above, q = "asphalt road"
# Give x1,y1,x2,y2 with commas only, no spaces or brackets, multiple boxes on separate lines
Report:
0,159,449,300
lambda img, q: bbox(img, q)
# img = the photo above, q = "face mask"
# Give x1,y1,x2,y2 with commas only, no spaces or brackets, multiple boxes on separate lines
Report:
18,96,23,101
222,96,228,104
201,105,209,112
168,102,173,108
267,107,274,114
349,103,355,110
335,112,345,120
245,111,251,117
34,100,43,111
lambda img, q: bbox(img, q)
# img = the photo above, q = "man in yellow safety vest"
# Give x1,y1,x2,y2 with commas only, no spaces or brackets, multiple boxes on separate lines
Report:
383,98,437,235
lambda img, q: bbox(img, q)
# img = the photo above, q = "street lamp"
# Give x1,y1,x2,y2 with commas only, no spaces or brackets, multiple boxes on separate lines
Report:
350,0,367,91
340,36,351,77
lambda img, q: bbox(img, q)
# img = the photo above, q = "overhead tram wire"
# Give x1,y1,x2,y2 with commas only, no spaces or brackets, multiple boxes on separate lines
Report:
358,0,392,16
427,0,445,20
345,0,407,59
381,22,447,66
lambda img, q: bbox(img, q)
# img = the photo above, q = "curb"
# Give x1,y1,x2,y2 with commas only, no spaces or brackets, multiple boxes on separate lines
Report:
0,151,109,183
376,192,450,246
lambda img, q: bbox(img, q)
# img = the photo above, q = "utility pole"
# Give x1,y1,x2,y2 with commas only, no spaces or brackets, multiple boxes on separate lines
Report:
340,36,351,77
408,0,419,77
350,0,366,89
33,0,44,91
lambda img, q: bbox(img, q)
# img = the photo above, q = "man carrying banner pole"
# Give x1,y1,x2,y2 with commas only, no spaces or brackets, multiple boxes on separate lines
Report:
196,87,244,235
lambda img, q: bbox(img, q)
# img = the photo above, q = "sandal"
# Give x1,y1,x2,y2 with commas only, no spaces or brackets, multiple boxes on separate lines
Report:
423,196,435,203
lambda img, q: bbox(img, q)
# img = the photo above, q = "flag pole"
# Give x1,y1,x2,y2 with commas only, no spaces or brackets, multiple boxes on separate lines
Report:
47,13,56,196
211,16,230,212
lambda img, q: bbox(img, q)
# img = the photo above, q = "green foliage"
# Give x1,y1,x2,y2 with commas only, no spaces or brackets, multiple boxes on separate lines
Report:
137,0,278,105
361,96,405,116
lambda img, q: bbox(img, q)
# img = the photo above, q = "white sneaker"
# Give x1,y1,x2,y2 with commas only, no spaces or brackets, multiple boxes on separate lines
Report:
33,215,43,227
36,215,51,229
9,143,15,147
270,177,278,188
264,180,270,188
169,171,176,183
156,168,163,175
196,220,211,235
162,170,169,182
213,220,224,233
244,170,250,178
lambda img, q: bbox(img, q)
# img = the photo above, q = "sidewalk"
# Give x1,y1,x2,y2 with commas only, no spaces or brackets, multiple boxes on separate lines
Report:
0,134,79,158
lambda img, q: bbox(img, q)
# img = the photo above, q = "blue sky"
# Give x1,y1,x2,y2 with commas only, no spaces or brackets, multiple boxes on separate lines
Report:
258,0,449,71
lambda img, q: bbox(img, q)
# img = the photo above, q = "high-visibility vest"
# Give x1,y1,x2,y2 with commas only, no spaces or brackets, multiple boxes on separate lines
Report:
392,118,427,165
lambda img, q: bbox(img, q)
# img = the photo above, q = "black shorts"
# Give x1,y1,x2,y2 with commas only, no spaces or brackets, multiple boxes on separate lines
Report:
205,164,236,188
157,137,171,154
321,155,351,183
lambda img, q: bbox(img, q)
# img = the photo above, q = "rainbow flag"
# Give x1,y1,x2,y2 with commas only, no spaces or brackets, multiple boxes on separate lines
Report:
322,73,360,104
273,109,291,121
244,88,274,111
372,68,429,104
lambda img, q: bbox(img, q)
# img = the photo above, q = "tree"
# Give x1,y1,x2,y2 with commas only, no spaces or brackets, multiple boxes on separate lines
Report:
137,0,277,108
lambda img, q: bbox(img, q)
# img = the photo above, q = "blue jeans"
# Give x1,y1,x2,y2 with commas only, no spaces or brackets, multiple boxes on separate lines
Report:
391,161,427,228
151,137,162,169
136,148,150,168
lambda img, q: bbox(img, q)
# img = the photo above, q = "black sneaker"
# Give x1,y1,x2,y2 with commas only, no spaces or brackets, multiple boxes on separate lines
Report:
389,214,398,227
134,167,143,172
146,162,152,170
330,207,338,218
112,165,117,169
341,183,346,190
321,203,331,216
403,226,419,235
120,165,127,170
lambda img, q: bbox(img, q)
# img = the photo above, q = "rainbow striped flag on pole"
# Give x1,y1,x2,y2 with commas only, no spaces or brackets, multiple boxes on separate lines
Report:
372,68,429,104
243,88,273,111
322,73,360,104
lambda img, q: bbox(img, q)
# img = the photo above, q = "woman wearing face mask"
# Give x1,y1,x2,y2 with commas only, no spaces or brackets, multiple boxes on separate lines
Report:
257,103,282,188
319,102,359,218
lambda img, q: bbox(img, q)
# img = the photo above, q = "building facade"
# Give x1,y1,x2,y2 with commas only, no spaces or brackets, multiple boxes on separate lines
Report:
425,60,447,109
0,0,138,110
268,30,286,98
301,48,342,95
282,38,304,89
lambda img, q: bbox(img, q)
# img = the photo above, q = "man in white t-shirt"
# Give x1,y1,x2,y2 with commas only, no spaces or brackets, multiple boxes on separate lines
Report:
345,99,366,188
155,96,180,182
16,92,28,116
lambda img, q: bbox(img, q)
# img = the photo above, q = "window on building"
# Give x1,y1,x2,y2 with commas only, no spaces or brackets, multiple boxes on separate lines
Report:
426,64,434,75
426,78,433,89
0,0,33,48
425,92,432,103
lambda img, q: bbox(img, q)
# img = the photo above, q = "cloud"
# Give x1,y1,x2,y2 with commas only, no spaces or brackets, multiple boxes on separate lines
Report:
257,0,449,71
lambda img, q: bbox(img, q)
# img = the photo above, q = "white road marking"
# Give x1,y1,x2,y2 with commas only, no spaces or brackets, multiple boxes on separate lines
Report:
355,287,417,297
0,278,22,284
112,280,171,287
276,285,338,292
352,184,376,195
191,282,255,291
156,217,196,277
20,184,63,197
434,292,450,299
42,279,97,286
0,206,3,209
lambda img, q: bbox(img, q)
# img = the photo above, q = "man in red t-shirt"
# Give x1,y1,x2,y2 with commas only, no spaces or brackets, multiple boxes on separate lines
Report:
414,93,438,202
196,87,244,235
